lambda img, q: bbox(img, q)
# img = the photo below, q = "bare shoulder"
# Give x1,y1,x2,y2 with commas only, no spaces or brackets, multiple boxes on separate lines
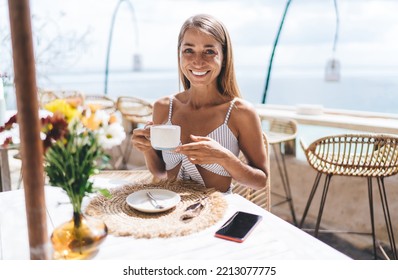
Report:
231,98,258,120
153,96,172,124
153,96,171,109
229,98,261,135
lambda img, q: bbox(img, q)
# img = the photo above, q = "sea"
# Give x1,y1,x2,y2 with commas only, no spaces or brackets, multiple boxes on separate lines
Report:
2,66,397,158
12,66,394,114
3,66,397,113
3,66,397,138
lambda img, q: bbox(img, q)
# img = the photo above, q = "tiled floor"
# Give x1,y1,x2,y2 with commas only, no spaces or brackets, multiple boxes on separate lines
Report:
272,202,393,260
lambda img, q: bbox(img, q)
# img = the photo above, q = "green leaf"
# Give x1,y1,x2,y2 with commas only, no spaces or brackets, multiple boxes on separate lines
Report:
95,188,112,198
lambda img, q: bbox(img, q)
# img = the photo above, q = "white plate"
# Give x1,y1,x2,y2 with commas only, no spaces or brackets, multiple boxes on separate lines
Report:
126,189,181,213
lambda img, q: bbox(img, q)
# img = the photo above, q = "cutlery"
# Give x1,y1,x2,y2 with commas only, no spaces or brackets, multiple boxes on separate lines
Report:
185,200,204,211
181,198,206,221
146,191,164,209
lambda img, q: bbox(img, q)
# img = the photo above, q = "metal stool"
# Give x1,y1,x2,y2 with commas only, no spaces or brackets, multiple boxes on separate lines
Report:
300,133,398,259
266,118,298,225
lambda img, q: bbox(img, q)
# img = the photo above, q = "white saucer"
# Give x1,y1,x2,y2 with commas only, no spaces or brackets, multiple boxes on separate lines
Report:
126,189,181,213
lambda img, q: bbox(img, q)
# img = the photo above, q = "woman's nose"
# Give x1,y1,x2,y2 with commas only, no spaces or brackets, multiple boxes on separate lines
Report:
192,53,205,65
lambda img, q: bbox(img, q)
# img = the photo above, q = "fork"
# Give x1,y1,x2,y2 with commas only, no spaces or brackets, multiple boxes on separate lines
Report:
146,191,164,209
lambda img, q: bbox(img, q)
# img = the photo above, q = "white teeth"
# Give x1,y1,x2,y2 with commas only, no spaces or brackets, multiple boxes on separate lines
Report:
192,71,207,76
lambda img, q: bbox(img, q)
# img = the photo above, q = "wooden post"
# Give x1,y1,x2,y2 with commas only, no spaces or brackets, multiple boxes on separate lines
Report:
8,0,48,259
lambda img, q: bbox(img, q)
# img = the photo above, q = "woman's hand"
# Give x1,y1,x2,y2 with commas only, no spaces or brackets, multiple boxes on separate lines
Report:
175,135,230,164
131,122,153,153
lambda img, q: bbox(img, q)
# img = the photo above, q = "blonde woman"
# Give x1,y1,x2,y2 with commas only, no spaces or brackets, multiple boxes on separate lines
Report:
132,14,268,193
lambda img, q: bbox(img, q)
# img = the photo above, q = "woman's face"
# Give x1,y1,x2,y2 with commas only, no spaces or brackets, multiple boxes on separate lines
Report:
179,28,224,88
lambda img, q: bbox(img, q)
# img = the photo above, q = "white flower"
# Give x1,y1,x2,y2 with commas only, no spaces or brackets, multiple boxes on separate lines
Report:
94,109,110,126
98,122,126,150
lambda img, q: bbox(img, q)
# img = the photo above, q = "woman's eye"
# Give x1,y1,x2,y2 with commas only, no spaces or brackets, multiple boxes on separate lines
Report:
204,49,216,55
183,48,194,54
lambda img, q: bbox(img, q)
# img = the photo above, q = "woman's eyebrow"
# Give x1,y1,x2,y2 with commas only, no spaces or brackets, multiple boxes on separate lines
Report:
182,42,216,48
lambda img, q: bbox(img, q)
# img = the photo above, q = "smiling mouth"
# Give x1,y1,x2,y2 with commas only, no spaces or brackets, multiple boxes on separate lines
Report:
191,70,208,76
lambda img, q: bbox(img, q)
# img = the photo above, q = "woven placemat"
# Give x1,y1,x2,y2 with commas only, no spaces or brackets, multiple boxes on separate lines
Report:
85,179,227,238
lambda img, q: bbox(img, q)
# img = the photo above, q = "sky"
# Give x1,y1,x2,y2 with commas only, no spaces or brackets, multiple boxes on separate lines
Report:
1,0,398,76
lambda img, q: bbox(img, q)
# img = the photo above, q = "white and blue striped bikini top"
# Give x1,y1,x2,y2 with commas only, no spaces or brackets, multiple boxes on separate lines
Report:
161,96,240,186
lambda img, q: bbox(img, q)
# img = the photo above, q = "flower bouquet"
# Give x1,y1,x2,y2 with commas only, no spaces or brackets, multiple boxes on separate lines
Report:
1,97,126,259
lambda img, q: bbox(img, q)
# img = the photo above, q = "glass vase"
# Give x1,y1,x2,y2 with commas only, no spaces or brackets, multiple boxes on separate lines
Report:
51,212,108,260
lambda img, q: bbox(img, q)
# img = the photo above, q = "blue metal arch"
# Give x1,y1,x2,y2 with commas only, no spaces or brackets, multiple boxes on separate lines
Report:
104,0,140,94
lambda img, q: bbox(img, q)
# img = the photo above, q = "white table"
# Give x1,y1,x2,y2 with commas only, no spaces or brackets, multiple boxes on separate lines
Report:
0,110,51,192
256,104,398,134
0,175,350,260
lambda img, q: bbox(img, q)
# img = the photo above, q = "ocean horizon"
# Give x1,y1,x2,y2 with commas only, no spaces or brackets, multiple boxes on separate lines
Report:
3,67,398,115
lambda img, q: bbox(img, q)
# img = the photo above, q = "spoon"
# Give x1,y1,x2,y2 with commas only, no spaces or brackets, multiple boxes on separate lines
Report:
146,191,164,209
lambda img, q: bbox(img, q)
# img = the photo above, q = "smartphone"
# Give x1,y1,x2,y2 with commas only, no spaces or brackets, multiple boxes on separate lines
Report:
215,211,262,243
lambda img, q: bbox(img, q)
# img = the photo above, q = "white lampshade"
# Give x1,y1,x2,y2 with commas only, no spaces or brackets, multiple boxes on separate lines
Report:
133,53,142,71
325,58,341,82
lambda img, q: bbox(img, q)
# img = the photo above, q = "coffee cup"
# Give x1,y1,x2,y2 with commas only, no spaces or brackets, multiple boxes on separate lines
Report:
150,125,181,150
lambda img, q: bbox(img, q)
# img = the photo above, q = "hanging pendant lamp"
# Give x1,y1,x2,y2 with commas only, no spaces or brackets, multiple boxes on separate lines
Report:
325,58,340,81
325,0,340,82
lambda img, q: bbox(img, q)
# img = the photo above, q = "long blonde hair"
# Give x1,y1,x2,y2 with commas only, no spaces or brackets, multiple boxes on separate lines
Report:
177,14,241,98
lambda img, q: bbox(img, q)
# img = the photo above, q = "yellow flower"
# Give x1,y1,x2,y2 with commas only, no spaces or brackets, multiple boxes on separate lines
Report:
44,99,80,122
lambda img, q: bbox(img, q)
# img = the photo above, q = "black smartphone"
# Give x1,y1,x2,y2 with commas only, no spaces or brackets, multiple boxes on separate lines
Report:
215,211,262,243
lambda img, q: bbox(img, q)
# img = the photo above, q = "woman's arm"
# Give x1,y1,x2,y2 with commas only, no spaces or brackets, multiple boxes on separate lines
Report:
227,100,268,189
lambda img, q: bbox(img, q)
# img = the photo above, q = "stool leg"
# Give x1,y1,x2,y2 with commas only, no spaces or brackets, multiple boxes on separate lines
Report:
17,168,23,189
314,174,332,237
272,143,297,225
299,172,322,229
367,177,377,259
377,177,397,259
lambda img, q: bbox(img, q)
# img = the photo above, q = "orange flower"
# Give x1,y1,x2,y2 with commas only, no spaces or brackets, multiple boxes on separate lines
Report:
87,103,102,113
108,114,117,124
82,114,101,130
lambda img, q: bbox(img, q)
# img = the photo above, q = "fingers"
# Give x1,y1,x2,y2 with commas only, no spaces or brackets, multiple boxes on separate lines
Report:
131,125,152,152
190,134,210,142
176,142,207,164
144,121,154,129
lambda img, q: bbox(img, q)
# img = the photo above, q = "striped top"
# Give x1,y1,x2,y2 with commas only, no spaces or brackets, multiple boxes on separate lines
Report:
162,96,240,186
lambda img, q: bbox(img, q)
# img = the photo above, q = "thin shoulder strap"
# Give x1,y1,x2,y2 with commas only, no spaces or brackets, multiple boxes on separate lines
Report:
167,95,174,122
224,98,237,124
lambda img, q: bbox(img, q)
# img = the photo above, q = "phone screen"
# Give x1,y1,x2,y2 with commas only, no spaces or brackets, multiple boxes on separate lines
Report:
215,211,262,243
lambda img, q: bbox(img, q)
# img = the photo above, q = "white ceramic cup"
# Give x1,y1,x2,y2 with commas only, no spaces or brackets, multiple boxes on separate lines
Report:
150,125,181,150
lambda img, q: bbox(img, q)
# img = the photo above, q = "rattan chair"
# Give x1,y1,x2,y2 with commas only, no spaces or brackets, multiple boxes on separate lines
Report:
116,96,153,130
300,133,398,259
232,133,271,211
266,118,298,225
38,88,84,109
116,96,153,169
84,95,116,113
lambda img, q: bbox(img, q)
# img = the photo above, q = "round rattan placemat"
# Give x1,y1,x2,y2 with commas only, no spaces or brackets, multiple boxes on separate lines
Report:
85,180,227,238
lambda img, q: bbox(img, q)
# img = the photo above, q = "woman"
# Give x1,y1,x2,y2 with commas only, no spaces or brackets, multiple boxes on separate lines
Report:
132,14,268,192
